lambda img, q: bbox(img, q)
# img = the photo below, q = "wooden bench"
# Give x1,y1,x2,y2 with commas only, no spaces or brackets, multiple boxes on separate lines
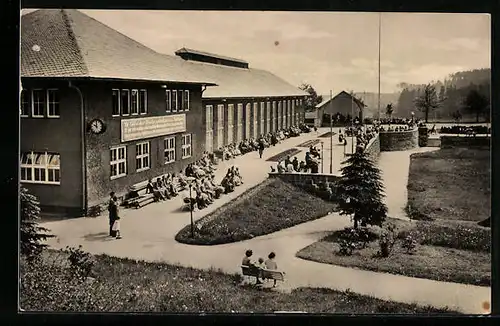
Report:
240,265,285,284
123,175,186,209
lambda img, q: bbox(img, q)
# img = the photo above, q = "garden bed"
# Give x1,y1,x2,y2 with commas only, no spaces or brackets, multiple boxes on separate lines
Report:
319,131,337,138
296,139,322,148
266,148,302,162
19,249,457,313
406,148,490,221
296,218,490,286
175,178,338,245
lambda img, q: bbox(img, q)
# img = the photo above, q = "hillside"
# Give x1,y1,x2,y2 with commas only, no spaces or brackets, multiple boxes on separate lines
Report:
396,68,490,121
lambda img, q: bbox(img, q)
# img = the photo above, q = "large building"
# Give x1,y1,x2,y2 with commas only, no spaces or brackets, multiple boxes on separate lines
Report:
314,91,365,126
20,9,308,216
174,48,308,152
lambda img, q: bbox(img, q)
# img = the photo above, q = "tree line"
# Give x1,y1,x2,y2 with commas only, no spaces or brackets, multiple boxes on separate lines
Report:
396,68,490,122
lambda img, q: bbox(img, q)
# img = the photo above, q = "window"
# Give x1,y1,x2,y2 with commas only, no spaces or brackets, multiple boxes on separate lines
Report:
237,103,243,143
206,105,214,152
252,102,258,138
266,102,271,133
260,102,265,136
178,90,184,112
32,89,45,117
20,152,60,185
272,101,277,132
164,137,176,164
227,104,234,144
165,90,171,112
139,89,147,114
135,142,150,172
245,103,251,140
182,134,192,159
217,104,225,148
291,100,295,125
110,146,127,179
172,90,178,112
112,89,120,116
21,90,30,117
131,89,139,115
121,89,130,115
47,89,60,118
184,90,190,111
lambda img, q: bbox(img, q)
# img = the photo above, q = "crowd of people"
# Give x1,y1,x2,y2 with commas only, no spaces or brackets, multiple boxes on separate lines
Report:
216,125,307,161
273,144,321,174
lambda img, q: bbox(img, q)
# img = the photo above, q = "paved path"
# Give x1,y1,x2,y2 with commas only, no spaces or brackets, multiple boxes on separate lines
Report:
42,129,490,314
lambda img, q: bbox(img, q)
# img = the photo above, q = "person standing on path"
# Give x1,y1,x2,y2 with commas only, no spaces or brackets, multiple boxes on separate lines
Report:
108,192,117,237
258,139,265,158
110,195,122,239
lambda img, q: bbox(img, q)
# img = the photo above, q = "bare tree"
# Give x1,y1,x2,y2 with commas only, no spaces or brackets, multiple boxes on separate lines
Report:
414,84,442,123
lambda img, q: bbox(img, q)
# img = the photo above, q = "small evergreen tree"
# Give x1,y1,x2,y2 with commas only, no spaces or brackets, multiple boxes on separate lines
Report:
336,149,388,229
20,187,54,260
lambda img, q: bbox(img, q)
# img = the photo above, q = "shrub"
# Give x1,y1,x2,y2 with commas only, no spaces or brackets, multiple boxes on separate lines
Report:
338,239,357,256
378,223,397,257
401,234,418,254
66,245,96,279
336,227,379,255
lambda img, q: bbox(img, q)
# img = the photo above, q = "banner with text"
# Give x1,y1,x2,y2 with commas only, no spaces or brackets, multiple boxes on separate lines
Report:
121,114,187,142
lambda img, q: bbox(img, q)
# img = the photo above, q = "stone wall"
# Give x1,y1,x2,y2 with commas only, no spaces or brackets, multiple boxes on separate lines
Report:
441,136,491,149
364,133,380,161
379,129,418,151
418,127,428,147
268,172,340,188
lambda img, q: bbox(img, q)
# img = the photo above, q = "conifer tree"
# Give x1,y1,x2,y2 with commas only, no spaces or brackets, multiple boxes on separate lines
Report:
336,149,388,228
20,187,54,260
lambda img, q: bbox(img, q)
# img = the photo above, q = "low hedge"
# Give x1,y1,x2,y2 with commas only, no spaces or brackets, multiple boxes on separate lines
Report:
175,178,338,245
439,125,490,134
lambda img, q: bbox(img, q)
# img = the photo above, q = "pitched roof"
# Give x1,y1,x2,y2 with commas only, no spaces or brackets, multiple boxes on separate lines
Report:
175,53,307,98
20,9,216,85
175,48,248,65
316,91,366,109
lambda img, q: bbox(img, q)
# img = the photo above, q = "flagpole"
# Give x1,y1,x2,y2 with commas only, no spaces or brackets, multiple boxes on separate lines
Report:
378,12,382,120
329,89,333,174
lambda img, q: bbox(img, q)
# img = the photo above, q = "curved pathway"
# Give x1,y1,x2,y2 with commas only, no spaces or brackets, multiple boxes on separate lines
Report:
42,128,490,314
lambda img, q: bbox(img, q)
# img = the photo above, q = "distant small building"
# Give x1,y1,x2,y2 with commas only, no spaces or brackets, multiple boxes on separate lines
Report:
315,91,366,126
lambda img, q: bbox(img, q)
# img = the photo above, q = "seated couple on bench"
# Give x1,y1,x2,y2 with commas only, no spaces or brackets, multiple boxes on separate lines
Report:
241,250,285,287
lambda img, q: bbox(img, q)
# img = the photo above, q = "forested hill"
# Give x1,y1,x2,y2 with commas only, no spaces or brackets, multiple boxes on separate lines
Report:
395,68,490,120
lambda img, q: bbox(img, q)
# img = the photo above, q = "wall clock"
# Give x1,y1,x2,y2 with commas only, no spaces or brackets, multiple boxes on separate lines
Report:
88,119,106,134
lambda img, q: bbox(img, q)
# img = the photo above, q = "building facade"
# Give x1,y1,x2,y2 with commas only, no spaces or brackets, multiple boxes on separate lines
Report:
20,10,309,216
174,49,308,151
315,91,365,126
20,9,216,216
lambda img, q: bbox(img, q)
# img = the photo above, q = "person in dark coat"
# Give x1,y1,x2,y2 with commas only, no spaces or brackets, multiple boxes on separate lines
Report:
258,140,265,158
108,192,118,237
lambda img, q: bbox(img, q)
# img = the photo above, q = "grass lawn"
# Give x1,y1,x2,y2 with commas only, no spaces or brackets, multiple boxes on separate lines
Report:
297,139,322,147
296,218,490,286
176,178,338,245
266,148,302,162
19,249,458,313
406,148,490,222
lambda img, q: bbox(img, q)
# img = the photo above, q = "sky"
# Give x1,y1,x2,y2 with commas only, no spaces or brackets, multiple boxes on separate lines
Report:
21,10,490,95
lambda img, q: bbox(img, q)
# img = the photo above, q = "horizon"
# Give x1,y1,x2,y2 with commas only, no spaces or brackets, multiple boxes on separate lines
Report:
21,9,490,95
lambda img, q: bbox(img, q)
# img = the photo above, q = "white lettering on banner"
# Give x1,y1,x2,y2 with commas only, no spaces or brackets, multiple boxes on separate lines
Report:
121,114,187,142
